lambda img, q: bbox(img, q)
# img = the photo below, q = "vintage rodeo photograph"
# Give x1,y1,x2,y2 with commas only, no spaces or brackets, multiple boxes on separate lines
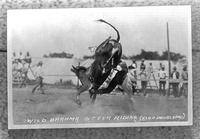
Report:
7,6,192,129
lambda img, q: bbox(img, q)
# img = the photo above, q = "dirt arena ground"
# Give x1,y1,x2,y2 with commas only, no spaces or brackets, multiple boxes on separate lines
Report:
12,86,188,125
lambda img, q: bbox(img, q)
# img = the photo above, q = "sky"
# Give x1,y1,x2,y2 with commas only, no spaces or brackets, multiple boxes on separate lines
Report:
8,6,191,58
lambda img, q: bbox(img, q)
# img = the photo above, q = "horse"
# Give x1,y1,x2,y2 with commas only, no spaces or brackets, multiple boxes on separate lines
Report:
71,65,135,105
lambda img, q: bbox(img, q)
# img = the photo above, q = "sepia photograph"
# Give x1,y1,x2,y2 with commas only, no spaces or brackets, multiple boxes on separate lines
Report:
7,6,192,129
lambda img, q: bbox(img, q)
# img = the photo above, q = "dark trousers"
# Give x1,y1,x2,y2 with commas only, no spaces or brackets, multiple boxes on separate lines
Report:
141,81,147,96
159,81,166,96
20,72,28,88
32,76,44,94
97,71,126,95
172,83,179,97
180,83,188,97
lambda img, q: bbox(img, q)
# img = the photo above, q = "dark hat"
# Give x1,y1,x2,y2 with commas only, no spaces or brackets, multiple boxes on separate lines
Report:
173,66,177,70
37,61,43,66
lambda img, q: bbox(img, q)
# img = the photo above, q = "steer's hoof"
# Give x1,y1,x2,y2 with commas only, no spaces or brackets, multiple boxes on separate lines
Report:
89,88,95,98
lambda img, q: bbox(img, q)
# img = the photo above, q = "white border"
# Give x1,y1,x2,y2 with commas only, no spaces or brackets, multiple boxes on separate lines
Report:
7,6,192,129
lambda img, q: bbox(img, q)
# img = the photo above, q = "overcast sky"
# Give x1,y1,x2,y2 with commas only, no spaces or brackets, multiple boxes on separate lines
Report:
8,6,191,58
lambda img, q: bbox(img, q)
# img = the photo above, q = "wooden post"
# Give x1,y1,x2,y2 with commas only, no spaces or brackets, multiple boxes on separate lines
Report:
166,22,171,95
167,22,171,78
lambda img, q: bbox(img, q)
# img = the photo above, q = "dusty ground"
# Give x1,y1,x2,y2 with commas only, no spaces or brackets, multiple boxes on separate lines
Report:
12,86,188,125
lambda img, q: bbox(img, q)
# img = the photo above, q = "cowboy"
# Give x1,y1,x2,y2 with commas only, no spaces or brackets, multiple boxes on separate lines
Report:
158,65,167,96
32,61,44,94
95,60,128,95
89,36,113,93
90,40,124,95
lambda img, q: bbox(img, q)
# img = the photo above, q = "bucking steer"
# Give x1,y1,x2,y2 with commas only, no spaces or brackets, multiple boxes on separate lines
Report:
71,19,135,106
71,65,136,105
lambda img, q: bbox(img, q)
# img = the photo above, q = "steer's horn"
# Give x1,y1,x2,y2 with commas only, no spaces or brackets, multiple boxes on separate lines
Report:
72,65,76,69
71,65,77,73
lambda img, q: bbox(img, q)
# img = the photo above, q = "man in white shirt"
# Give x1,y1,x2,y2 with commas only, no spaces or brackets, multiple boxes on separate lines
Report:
19,52,24,63
32,61,44,94
128,59,137,94
158,65,167,96
139,59,147,96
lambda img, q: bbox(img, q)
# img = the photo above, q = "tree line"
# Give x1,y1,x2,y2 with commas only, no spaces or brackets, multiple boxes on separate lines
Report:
43,52,74,59
83,49,185,62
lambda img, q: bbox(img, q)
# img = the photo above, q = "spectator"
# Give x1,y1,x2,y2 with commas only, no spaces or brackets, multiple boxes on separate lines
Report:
180,65,188,97
20,60,29,88
158,65,167,96
128,59,137,94
159,63,163,71
19,52,24,63
12,52,16,63
147,62,154,78
170,66,180,97
139,59,147,96
32,61,44,94
24,52,32,64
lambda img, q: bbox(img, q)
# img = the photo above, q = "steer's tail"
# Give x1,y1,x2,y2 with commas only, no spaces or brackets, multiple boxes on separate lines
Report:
96,19,120,42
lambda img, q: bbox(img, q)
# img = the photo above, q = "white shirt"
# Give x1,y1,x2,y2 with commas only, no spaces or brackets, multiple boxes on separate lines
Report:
172,72,177,79
17,63,23,70
20,54,24,60
158,70,167,79
35,66,43,77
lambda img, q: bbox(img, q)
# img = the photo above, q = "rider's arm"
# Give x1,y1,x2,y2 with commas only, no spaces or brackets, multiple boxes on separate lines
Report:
95,36,111,54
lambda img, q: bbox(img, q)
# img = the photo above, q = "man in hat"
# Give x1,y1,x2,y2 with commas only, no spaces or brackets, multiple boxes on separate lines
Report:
170,66,180,97
158,65,167,96
32,61,44,94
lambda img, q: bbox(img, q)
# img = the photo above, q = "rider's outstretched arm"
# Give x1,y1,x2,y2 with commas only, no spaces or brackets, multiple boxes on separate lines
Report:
95,36,111,54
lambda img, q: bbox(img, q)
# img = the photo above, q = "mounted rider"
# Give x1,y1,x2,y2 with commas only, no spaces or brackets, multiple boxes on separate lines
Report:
90,39,128,95
89,34,128,96
88,19,128,97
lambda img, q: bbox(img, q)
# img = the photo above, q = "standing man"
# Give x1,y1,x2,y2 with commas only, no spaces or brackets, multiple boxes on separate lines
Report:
170,66,180,97
24,52,32,64
32,61,44,94
20,60,29,88
139,59,147,96
19,52,24,63
128,59,137,94
158,65,167,96
180,65,188,97
147,62,154,78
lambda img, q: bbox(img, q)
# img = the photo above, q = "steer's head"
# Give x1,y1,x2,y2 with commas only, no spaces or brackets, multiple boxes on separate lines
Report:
71,65,88,78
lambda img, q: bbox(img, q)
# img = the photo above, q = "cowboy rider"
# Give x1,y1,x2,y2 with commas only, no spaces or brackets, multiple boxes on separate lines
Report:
90,39,128,96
